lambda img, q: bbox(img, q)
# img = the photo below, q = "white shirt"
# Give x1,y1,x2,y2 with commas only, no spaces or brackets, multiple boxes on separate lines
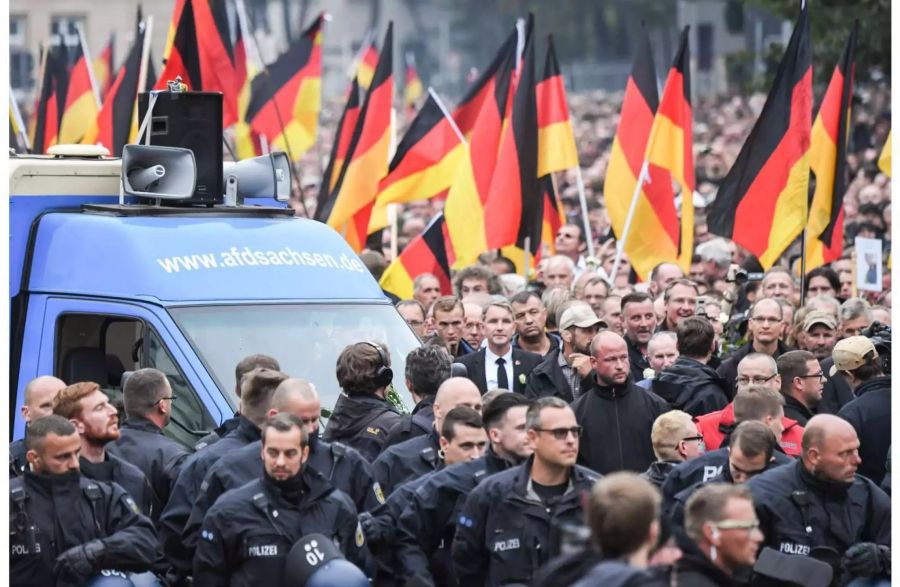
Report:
484,345,514,390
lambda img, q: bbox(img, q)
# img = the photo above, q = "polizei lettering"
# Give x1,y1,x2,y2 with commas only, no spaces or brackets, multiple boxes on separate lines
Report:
248,544,279,557
493,538,520,552
779,543,810,556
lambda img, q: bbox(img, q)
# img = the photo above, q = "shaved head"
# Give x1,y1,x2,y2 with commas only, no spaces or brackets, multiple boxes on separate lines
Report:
590,330,627,356
22,375,67,424
268,378,321,434
802,414,856,454
802,414,861,483
434,377,483,430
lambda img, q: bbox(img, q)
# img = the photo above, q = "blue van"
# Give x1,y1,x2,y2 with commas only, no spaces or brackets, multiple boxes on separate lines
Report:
9,151,420,447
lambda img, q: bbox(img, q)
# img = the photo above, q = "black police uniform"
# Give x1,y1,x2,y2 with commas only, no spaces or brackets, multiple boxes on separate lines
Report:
193,414,241,450
748,460,891,581
159,416,261,578
381,397,435,452
10,436,27,477
395,447,515,586
371,427,441,497
451,455,601,586
323,393,402,462
838,375,891,485
79,453,159,523
107,415,190,509
184,434,383,555
193,468,367,587
10,470,161,586
641,460,679,488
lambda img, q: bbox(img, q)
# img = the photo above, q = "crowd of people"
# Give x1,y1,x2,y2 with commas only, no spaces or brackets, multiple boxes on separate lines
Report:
9,84,892,586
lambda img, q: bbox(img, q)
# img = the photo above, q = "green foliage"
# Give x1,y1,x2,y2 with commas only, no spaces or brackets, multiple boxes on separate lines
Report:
749,0,890,81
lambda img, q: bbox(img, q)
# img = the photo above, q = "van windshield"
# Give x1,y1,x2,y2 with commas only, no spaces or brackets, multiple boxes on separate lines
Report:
169,304,421,413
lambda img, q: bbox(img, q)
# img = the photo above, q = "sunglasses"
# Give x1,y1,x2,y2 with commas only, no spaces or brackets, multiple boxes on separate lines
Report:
533,426,583,440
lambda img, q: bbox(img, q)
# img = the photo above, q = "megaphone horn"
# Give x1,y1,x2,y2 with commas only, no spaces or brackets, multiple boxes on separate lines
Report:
121,144,197,200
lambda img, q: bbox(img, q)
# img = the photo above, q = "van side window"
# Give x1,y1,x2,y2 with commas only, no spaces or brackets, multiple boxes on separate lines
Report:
146,328,215,447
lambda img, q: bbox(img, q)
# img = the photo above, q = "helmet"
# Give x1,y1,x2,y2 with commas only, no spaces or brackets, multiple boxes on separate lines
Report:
81,570,135,587
304,559,368,587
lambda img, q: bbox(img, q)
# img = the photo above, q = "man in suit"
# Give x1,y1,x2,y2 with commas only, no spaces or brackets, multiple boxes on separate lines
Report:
455,300,543,395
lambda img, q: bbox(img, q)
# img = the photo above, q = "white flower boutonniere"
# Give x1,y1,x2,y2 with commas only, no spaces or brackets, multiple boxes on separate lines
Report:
518,373,527,385
642,368,655,380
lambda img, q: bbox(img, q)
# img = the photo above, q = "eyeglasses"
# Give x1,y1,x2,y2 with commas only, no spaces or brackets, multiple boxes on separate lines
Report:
682,435,704,444
154,396,177,405
715,519,761,534
796,372,826,380
750,316,782,324
533,426,583,440
736,374,777,386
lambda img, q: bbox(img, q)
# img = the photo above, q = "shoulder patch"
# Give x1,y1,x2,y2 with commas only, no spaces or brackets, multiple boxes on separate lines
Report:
373,482,386,505
355,521,366,547
124,496,140,514
366,426,381,437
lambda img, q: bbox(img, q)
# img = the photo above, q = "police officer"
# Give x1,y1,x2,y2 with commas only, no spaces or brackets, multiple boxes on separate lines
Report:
108,368,190,511
193,413,367,586
10,375,66,477
324,342,402,461
192,354,281,450
184,378,382,552
373,377,483,496
452,397,601,585
10,415,160,586
381,345,452,451
52,381,158,519
395,393,533,586
160,367,288,579
748,415,891,583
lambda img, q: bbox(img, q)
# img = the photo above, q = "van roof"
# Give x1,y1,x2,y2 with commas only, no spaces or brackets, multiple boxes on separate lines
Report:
27,211,388,304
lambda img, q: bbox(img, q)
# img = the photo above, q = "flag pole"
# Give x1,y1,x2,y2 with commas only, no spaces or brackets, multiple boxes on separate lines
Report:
75,23,103,109
573,164,595,258
10,85,31,152
524,237,531,279
610,160,649,284
29,41,50,147
427,87,468,147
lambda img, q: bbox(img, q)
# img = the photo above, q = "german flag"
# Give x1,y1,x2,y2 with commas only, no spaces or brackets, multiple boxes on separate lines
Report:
246,15,323,160
84,24,145,155
155,0,238,127
403,52,423,114
805,23,857,270
58,41,100,145
368,92,466,233
380,213,452,300
444,29,517,267
94,34,115,97
708,5,812,269
30,44,70,154
321,23,393,252
10,90,30,153
319,78,362,203
357,39,379,90
536,35,577,176
643,26,694,273
541,176,565,255
878,129,891,178
484,15,540,254
233,8,258,159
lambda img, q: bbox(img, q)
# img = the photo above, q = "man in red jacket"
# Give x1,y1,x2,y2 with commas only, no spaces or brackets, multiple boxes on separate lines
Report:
696,353,804,456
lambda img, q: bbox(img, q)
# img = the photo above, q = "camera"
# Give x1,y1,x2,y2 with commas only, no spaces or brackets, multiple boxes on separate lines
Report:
861,321,891,375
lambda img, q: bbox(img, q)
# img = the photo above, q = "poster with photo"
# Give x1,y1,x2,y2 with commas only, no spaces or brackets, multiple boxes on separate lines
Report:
855,237,883,292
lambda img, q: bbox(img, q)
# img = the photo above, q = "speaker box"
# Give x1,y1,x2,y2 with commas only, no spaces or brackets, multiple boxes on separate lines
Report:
138,91,223,204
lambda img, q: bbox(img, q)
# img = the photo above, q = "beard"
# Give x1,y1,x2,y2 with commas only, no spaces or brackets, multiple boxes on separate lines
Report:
85,423,120,445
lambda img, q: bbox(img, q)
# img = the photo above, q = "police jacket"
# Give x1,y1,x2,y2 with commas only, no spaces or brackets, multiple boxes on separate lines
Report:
525,347,576,403
451,455,601,586
838,376,891,485
382,397,435,452
10,436,27,477
372,427,441,497
748,460,891,578
185,434,381,551
194,414,241,451
323,392,402,462
716,340,791,400
395,448,515,586
782,394,815,427
626,335,651,383
10,470,160,587
652,357,730,418
79,453,158,523
108,415,190,509
641,460,679,488
193,468,367,587
159,416,261,577
571,375,670,474
661,447,793,510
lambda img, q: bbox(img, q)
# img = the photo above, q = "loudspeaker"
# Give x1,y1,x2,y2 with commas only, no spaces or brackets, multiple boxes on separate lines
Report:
138,91,223,204
121,145,197,199
222,151,292,204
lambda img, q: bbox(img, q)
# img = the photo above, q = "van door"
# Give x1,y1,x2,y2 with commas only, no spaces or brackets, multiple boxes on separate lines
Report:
18,297,228,447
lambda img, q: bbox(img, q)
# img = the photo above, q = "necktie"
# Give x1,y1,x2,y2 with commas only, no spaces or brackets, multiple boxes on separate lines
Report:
496,357,509,390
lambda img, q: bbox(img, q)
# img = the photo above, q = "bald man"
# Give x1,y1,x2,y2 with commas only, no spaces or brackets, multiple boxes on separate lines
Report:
748,415,890,582
372,377,483,496
183,378,380,555
10,375,66,477
571,331,670,474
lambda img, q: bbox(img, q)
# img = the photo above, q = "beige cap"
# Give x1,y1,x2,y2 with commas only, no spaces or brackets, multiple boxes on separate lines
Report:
803,310,837,332
560,305,606,331
830,336,878,375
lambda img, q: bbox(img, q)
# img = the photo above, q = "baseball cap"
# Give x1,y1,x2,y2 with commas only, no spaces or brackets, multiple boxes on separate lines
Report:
830,336,878,375
802,311,837,332
559,305,606,331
